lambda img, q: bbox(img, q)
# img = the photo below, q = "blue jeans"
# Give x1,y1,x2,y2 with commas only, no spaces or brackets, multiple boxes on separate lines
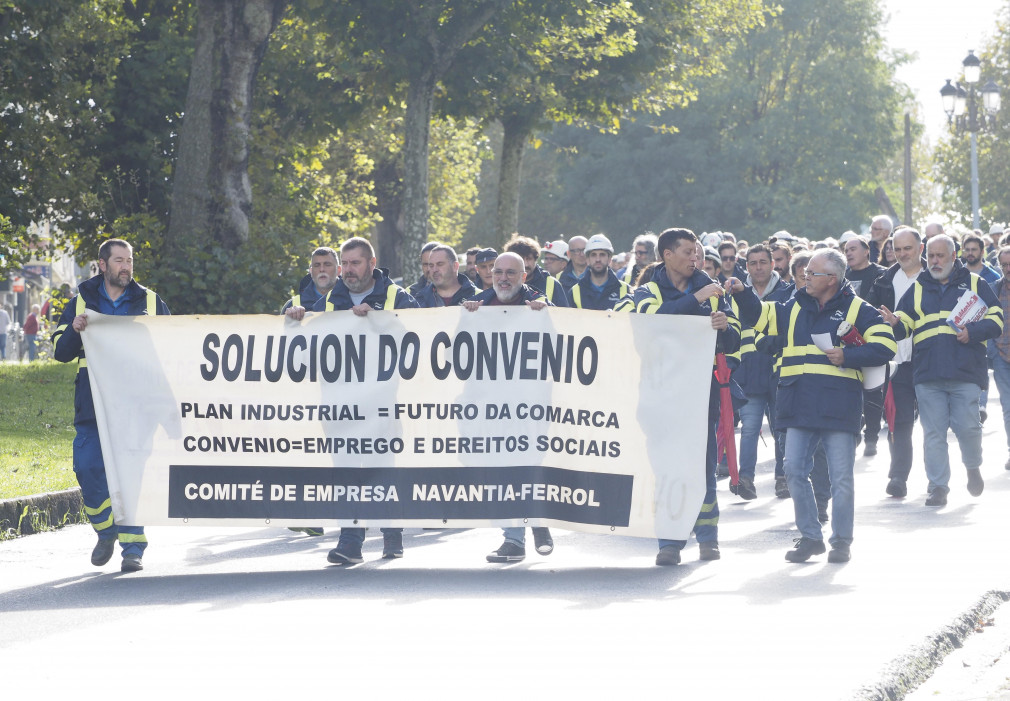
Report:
992,354,1010,451
337,527,401,548
739,393,772,480
915,380,982,493
25,334,37,362
784,428,856,546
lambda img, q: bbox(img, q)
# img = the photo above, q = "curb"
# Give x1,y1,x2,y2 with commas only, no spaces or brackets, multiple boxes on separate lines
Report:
0,487,86,536
853,590,1010,700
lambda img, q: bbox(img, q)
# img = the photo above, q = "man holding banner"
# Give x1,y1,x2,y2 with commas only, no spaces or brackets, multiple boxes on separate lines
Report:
287,236,419,563
634,227,744,566
52,238,171,572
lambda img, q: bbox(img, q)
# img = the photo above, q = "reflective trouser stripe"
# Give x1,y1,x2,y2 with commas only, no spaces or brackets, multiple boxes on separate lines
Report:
84,498,112,516
118,533,148,544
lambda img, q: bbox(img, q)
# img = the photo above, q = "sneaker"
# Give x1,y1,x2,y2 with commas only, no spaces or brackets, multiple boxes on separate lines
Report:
382,530,403,559
487,541,525,563
91,538,116,567
967,469,984,497
785,537,826,563
827,543,851,563
863,441,877,457
817,503,829,524
121,554,143,572
735,476,757,501
885,479,907,498
327,542,364,565
288,527,325,537
774,477,790,499
655,545,682,566
699,542,721,561
532,527,554,556
925,489,948,507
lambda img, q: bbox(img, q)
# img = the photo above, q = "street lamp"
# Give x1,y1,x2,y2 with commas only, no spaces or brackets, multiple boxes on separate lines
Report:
940,50,1000,229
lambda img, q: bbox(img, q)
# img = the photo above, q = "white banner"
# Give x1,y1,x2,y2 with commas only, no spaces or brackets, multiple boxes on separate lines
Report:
81,307,715,540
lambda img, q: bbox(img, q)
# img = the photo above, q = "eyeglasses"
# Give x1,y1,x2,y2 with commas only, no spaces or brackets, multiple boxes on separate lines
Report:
721,255,736,262
804,271,836,278
569,248,585,254
492,269,521,277
634,249,648,256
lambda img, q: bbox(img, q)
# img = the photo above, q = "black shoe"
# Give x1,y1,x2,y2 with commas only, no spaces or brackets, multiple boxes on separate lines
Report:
827,543,851,563
487,541,525,563
785,537,826,563
91,538,116,567
967,469,984,497
327,542,364,565
774,477,790,499
121,554,143,572
699,542,721,561
382,531,403,559
532,527,554,556
817,503,829,524
717,462,730,479
863,441,877,457
925,489,948,507
735,476,757,501
885,478,907,498
288,526,325,537
655,545,682,566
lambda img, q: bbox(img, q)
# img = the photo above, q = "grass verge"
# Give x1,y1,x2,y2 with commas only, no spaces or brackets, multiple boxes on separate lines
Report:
0,362,78,500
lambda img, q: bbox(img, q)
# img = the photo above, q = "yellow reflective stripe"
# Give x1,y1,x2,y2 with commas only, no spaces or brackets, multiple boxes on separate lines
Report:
913,325,958,344
623,267,632,284
384,284,398,310
76,295,85,315
780,364,861,380
92,514,115,531
118,533,148,544
571,284,582,308
77,358,87,369
146,289,157,315
637,282,662,314
696,518,719,526
325,295,334,312
619,281,630,298
913,282,923,319
84,498,112,516
291,294,301,308
781,344,821,357
55,323,69,334
862,323,897,351
916,312,946,325
786,303,802,347
613,298,634,313
699,501,717,513
753,301,777,335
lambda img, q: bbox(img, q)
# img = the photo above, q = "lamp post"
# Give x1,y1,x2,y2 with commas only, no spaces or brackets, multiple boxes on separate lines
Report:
940,50,1001,230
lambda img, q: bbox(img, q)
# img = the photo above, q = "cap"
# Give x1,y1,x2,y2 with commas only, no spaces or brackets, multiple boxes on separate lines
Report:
990,223,1005,236
700,232,723,248
838,231,860,244
542,240,569,261
771,230,795,242
704,248,722,268
475,248,498,264
584,234,614,254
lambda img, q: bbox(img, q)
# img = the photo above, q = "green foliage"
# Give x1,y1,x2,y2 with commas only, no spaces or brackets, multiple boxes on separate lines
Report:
501,0,908,247
934,5,1010,231
0,362,77,501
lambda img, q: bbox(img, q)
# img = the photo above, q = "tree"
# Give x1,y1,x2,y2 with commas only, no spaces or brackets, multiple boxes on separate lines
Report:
497,0,908,246
934,4,1010,231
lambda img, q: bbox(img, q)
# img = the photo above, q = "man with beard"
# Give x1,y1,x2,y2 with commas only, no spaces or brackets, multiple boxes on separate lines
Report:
464,247,482,285
408,241,440,296
413,244,477,307
569,234,633,310
52,239,171,572
868,215,893,264
961,233,1000,286
881,235,1003,506
504,234,571,307
287,237,419,563
462,252,554,563
770,241,794,286
282,247,339,314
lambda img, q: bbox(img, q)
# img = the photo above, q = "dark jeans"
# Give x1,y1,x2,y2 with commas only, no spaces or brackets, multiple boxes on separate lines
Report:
863,386,885,444
887,363,917,482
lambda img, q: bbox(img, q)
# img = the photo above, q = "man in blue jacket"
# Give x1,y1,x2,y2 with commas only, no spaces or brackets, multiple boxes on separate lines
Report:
52,238,171,572
503,235,571,307
286,237,419,563
634,227,748,566
413,244,477,308
751,248,895,563
568,234,633,311
882,234,1004,506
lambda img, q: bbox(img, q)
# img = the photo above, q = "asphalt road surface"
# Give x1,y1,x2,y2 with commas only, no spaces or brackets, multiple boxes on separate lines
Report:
4,400,1010,700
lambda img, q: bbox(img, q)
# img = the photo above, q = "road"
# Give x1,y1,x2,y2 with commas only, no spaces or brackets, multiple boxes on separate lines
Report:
4,399,1010,700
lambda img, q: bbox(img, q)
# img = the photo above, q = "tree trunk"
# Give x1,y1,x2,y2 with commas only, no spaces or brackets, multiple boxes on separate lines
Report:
373,157,404,279
494,115,530,246
399,68,437,283
167,0,284,250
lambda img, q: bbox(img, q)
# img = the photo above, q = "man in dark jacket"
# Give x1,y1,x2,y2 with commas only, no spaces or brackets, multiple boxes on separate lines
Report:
569,234,633,311
865,227,926,498
752,248,895,563
504,234,570,307
990,247,1010,470
52,238,171,573
634,228,749,566
413,244,477,307
883,235,1004,506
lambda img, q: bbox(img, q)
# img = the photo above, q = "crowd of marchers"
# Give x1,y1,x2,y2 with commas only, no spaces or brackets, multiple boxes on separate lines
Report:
52,216,1009,571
